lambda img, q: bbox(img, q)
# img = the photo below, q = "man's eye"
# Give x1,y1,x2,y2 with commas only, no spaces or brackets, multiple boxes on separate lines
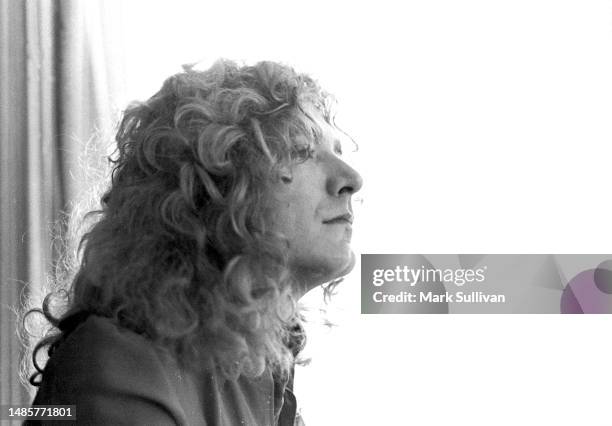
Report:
291,145,315,161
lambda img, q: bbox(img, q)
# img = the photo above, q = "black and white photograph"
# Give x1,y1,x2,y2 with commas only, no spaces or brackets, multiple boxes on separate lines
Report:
1,1,612,425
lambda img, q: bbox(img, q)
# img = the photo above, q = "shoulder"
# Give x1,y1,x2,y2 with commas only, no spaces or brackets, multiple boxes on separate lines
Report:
31,315,187,425
30,314,288,425
44,315,172,394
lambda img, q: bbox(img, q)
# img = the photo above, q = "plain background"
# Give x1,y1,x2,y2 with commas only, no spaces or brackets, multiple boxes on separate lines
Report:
116,1,612,424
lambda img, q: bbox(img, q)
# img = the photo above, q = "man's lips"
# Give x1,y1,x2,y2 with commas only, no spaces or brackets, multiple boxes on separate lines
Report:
323,213,353,225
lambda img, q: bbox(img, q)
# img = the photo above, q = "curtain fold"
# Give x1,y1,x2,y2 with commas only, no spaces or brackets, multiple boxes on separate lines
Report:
1,0,125,408
1,0,30,410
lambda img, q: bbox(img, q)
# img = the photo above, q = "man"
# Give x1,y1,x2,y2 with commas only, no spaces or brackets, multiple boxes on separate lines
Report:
26,59,362,425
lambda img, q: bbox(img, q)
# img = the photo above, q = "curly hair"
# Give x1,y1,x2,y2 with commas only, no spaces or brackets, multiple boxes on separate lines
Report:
26,59,343,385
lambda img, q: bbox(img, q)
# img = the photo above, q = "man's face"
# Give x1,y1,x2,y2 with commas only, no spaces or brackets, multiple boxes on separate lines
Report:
267,106,363,297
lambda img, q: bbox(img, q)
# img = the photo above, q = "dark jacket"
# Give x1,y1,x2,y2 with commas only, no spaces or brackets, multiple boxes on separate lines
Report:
27,314,301,425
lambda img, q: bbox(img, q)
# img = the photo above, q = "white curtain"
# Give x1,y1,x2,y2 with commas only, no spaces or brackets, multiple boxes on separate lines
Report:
0,0,125,406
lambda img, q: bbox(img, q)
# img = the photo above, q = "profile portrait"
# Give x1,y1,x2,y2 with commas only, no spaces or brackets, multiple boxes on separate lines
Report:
24,59,362,425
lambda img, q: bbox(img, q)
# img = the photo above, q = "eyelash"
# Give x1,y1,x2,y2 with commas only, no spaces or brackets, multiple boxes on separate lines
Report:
292,145,315,161
289,145,343,162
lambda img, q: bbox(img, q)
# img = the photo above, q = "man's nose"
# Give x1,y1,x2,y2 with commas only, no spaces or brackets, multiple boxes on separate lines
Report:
327,158,363,197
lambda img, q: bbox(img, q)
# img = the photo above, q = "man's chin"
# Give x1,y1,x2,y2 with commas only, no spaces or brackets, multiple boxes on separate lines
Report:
320,249,357,285
335,250,356,278
291,250,357,295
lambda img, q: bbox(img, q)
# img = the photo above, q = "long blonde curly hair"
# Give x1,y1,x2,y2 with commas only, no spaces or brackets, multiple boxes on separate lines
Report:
27,59,342,385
